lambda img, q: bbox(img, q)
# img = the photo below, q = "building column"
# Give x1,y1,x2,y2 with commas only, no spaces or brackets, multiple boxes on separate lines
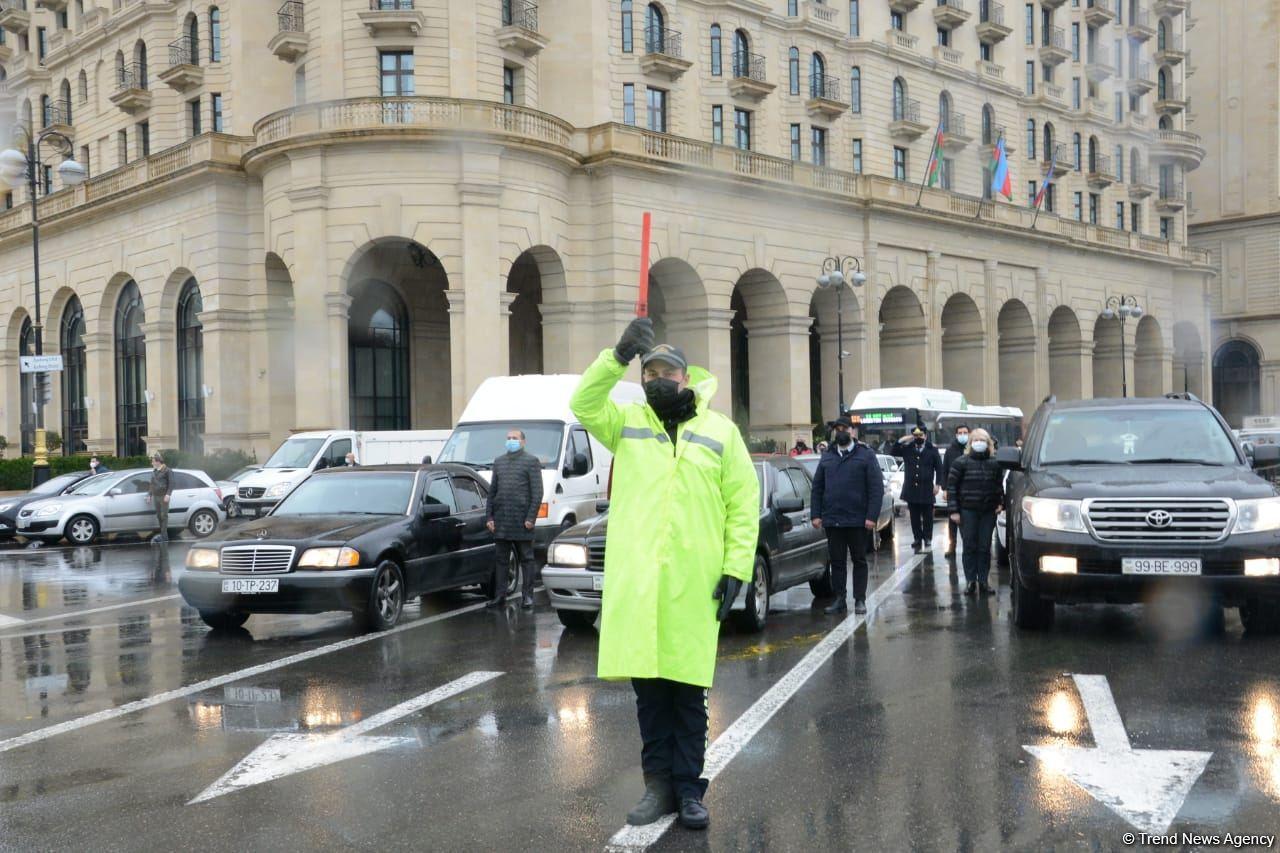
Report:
140,320,177,452
1080,339,1096,400
198,308,253,452
1034,267,1050,402
982,259,999,403
862,242,880,394
455,178,504,418
925,250,943,388
0,351,17,458
665,307,735,416
744,315,816,446
82,331,114,454
288,181,335,432
497,291,518,376
818,316,864,419
325,291,352,428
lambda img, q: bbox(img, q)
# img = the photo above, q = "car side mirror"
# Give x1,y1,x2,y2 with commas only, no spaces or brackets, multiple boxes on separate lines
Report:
564,453,590,478
420,503,451,519
774,495,804,514
1252,444,1280,469
595,500,610,514
107,487,122,497
996,446,1024,471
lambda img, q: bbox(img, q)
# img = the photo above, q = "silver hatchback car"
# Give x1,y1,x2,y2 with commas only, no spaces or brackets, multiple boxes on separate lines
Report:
16,468,226,545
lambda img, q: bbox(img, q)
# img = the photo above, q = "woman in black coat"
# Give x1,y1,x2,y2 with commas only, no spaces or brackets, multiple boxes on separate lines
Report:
945,428,1005,596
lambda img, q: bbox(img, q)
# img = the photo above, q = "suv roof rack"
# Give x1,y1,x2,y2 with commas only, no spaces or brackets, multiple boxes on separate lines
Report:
1164,392,1202,402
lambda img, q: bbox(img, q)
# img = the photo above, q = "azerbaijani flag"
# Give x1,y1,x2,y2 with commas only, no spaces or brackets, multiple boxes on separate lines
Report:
989,136,1012,200
1033,145,1057,209
924,127,945,186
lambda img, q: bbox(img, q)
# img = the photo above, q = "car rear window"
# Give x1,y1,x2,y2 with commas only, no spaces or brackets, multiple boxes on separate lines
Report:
1038,407,1240,466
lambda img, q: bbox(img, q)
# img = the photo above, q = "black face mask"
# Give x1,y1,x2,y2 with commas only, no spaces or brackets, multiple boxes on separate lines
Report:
834,432,853,447
644,378,697,422
914,437,925,445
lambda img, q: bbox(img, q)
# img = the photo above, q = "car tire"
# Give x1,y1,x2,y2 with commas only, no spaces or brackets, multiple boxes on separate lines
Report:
809,560,835,598
732,555,770,633
1240,599,1280,636
481,550,522,601
557,609,597,631
188,509,219,539
65,514,99,546
995,531,1009,567
355,559,406,631
1011,561,1054,630
224,498,240,519
880,519,895,543
199,610,249,631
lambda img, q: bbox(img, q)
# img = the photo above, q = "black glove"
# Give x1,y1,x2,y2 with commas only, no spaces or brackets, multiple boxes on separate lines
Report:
713,575,743,622
614,317,656,365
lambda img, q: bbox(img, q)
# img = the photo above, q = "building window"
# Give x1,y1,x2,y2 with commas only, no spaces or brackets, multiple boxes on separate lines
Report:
939,158,953,190
1025,3,1034,44
349,282,411,431
3,192,12,210
1089,192,1100,224
1026,119,1036,160
711,105,723,144
893,77,907,120
852,138,862,173
210,7,222,62
850,66,861,113
503,66,516,104
1027,181,1037,207
37,27,47,63
646,4,665,52
1115,202,1125,229
115,280,148,458
1114,143,1124,181
981,104,994,145
137,121,150,158
185,13,200,65
1160,216,1171,240
734,108,751,150
380,50,415,96
60,296,87,455
177,279,205,454
189,98,201,136
1114,92,1123,122
894,146,907,180
646,86,667,132
211,93,224,132
623,83,636,125
809,52,826,98
621,0,633,52
1073,191,1083,221
1073,133,1082,169
811,126,827,166
980,43,992,62
79,145,89,178
40,95,51,128
790,124,801,161
937,27,949,47
1130,202,1140,233
1072,23,1080,60
1026,61,1035,95
789,47,799,95
710,24,721,76
849,0,859,36
788,0,798,14
891,11,903,30
1072,77,1081,109
117,130,128,166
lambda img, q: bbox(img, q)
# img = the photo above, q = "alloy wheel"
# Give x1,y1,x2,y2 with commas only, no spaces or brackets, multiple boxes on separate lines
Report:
68,517,96,544
190,510,217,537
377,569,402,622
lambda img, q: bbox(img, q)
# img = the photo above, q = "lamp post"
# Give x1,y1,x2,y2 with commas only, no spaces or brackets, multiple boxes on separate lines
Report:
816,255,867,415
1100,294,1144,398
1,127,88,485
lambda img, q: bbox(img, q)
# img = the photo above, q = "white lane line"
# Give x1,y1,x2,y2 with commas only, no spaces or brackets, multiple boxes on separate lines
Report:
0,614,24,628
1072,674,1133,752
0,601,486,755
606,553,927,851
0,593,183,628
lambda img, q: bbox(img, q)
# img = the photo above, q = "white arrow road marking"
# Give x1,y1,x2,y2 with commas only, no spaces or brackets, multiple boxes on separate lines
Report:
189,670,503,804
0,614,24,628
1024,674,1212,835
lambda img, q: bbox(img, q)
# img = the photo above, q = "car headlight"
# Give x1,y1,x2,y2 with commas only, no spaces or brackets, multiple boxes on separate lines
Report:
35,503,63,517
1234,498,1280,534
549,543,588,568
185,548,221,570
1022,497,1086,533
297,547,361,569
264,482,292,499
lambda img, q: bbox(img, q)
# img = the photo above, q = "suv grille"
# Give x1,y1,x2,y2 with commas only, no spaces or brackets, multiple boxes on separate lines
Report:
238,486,265,500
1084,499,1232,543
588,541,606,572
220,545,296,575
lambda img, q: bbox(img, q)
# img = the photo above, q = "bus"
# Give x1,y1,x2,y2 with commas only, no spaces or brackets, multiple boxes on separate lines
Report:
844,387,1024,454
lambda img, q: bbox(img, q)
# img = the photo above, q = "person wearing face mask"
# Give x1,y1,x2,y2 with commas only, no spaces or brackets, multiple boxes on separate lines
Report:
892,426,946,553
570,317,759,832
811,416,884,615
946,428,1004,596
940,425,970,560
485,428,545,609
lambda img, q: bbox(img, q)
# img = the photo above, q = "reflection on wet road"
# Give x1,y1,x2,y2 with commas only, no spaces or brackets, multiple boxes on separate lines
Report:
1,522,1278,851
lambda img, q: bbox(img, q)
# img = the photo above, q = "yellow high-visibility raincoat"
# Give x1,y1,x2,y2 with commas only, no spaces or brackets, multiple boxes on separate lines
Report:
570,349,760,688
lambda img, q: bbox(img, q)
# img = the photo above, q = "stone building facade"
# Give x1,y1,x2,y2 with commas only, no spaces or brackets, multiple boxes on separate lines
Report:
0,0,1210,458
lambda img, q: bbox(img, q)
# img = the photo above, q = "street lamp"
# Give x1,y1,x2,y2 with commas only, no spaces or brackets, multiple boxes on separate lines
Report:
816,255,867,415
1100,294,1144,398
1,126,88,486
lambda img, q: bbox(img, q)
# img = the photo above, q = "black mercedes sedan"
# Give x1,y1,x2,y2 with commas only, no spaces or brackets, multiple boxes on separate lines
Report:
177,464,498,631
0,470,100,540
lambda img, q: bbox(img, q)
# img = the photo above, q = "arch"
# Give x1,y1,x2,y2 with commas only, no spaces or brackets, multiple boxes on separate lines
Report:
60,294,88,455
810,280,864,421
1213,340,1261,428
892,77,907,120
1157,18,1169,51
1172,321,1203,397
729,269,790,431
733,28,749,73
114,280,147,457
1157,67,1169,99
1092,313,1123,398
59,79,72,125
133,40,148,88
263,253,297,444
348,280,410,431
646,257,708,346
939,90,952,132
209,6,222,62
1088,135,1100,171
18,316,35,456
981,103,995,145
77,69,88,104
709,23,721,76
1048,306,1083,400
177,279,204,452
879,286,926,388
1159,114,1172,130
114,49,125,87
1133,314,1164,397
789,46,800,95
646,3,665,51
809,51,826,97
1043,121,1055,157
998,300,1036,414
507,245,569,375
941,293,985,402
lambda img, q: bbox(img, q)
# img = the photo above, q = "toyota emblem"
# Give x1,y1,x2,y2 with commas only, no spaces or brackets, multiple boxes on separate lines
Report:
1145,510,1173,529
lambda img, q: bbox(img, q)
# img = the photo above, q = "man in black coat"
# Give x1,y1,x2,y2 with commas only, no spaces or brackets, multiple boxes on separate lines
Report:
811,416,885,615
486,428,545,609
891,426,945,553
940,424,970,560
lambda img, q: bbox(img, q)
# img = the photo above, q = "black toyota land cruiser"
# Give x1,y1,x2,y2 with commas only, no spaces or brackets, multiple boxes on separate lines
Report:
999,394,1280,633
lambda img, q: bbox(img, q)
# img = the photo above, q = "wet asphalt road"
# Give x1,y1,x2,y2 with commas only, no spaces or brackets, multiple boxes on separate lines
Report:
1,520,1279,853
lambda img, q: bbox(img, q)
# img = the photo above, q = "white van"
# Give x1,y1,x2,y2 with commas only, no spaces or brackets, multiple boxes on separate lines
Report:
437,375,643,554
235,429,452,516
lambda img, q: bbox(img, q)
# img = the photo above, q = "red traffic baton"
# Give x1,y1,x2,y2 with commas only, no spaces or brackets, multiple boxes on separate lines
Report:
636,212,652,318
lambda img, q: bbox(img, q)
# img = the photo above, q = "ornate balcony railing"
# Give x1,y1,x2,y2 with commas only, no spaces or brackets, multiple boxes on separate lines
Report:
1042,24,1064,48
644,24,682,58
370,0,415,9
979,0,1004,24
893,98,921,123
501,0,537,30
809,72,841,102
115,62,148,92
168,35,196,67
278,0,304,34
941,113,966,137
732,50,766,82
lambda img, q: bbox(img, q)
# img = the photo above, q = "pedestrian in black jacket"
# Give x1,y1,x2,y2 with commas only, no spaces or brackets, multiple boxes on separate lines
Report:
891,426,946,553
946,428,1004,596
486,428,545,609
811,416,885,616
940,425,970,559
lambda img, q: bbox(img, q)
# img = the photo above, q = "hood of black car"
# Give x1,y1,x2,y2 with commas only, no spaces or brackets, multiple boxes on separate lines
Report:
1028,464,1278,500
216,514,398,544
558,512,609,543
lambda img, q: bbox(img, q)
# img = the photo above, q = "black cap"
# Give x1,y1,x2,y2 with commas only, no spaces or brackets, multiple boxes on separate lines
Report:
833,416,855,430
641,344,687,371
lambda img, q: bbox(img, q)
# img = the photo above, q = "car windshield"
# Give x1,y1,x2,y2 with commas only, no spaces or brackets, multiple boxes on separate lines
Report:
32,472,85,496
264,438,324,469
1038,408,1241,467
273,473,416,516
438,422,565,469
66,472,126,496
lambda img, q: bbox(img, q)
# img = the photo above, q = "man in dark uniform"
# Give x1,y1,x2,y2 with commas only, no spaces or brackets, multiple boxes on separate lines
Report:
940,424,970,560
485,428,544,609
891,426,945,553
811,416,884,615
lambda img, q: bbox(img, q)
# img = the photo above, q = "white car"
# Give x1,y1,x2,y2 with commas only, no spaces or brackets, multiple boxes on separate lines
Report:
17,468,226,545
877,454,905,513
217,465,262,518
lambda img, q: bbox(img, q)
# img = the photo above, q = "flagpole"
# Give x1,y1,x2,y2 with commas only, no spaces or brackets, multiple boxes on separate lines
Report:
914,120,940,207
976,131,1005,221
1031,147,1056,228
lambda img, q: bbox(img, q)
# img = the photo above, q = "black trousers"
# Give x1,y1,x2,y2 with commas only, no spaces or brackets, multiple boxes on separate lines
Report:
632,677,709,801
959,509,998,585
493,539,536,601
908,502,935,545
825,526,869,601
946,516,959,554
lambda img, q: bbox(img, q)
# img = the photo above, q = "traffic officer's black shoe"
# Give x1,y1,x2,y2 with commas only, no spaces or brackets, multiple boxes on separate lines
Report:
979,583,996,596
626,777,677,826
853,600,867,615
824,598,848,615
485,596,505,609
678,797,710,830
911,542,922,553
964,581,977,596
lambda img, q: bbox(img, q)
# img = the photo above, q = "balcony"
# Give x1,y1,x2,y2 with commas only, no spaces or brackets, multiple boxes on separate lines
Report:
1153,0,1187,15
805,73,847,119
1039,0,1067,7
158,36,204,92
889,0,923,12
35,0,67,11
939,114,972,150
41,102,73,137
799,0,842,34
1125,61,1155,94
1034,81,1067,108
889,99,928,141
729,51,774,101
5,51,50,89
640,25,691,79
1155,180,1186,211
1083,0,1115,27
1086,49,1114,82
933,0,970,29
975,59,1005,83
1125,110,1150,131
1086,153,1115,187
0,0,30,34
976,1,1011,43
1042,145,1070,177
932,44,964,67
0,42,10,62
1155,84,1187,114
1039,26,1070,65
110,63,151,113
359,0,427,37
269,1,308,63
1128,167,1155,198
1151,128,1205,168
1127,9,1155,40
1155,35,1186,65
496,1,546,55
886,29,920,54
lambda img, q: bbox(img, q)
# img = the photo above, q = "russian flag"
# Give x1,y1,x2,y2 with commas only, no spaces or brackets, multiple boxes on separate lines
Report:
989,136,1012,200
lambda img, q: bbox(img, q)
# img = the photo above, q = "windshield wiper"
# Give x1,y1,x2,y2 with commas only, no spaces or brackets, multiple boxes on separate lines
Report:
1132,458,1226,466
1044,459,1119,466
464,463,492,470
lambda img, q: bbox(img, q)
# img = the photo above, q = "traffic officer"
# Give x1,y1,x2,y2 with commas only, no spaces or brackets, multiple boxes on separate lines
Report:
571,318,759,832
811,416,884,615
892,426,945,553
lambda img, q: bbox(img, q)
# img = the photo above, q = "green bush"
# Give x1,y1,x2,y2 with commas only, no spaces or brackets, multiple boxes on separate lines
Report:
0,448,255,491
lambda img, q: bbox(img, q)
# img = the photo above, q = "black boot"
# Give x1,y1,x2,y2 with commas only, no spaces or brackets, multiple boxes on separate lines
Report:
626,776,677,826
824,597,848,615
853,599,867,615
979,582,996,596
521,593,534,609
964,581,977,596
485,596,505,609
678,797,710,830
